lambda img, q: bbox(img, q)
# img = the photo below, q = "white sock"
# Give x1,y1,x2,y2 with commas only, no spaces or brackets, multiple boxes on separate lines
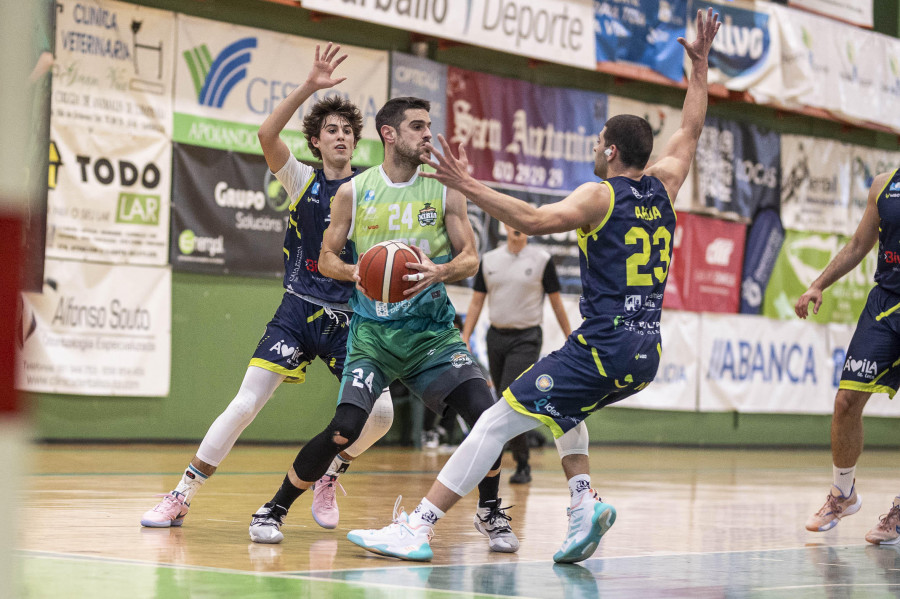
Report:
409,497,444,528
173,464,209,503
568,474,592,506
326,454,351,478
832,465,856,497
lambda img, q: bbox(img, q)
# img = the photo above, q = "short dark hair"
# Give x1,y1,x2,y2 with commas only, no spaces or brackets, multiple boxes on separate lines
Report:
604,115,653,169
376,97,430,144
301,95,363,160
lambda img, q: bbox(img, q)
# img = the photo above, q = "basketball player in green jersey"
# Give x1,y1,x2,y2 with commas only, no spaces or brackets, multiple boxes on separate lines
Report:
248,97,521,556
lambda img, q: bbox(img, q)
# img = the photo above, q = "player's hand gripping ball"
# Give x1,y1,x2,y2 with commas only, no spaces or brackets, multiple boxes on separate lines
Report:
358,240,423,303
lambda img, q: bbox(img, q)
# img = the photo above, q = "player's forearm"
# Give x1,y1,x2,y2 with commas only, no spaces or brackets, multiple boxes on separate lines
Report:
680,57,709,143
437,249,479,283
810,240,869,292
258,81,319,142
460,179,543,235
319,249,356,282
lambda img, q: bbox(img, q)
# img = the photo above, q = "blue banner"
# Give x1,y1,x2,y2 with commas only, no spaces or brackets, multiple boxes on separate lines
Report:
595,0,687,81
692,0,771,79
740,209,785,314
390,52,448,139
695,116,780,220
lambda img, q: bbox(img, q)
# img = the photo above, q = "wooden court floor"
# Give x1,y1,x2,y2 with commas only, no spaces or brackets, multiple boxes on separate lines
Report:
14,443,900,598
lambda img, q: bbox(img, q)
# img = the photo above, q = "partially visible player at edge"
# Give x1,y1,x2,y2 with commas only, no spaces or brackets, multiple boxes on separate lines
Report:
141,44,393,531
346,8,720,563
797,166,900,545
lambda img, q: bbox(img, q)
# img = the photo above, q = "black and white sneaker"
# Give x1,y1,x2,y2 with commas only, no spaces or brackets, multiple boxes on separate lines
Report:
474,499,519,553
249,502,288,544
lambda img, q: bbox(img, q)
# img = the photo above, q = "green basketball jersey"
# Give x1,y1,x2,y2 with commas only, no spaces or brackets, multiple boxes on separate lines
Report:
349,165,455,326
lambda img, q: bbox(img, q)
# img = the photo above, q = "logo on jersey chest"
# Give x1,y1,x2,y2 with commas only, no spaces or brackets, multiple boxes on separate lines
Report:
307,182,321,203
418,202,438,226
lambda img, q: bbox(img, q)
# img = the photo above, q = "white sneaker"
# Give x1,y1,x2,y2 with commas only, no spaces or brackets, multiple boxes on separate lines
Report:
249,502,288,544
346,496,434,561
473,499,519,553
553,490,616,564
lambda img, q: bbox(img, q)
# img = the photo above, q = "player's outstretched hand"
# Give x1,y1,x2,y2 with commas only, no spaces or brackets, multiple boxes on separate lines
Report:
795,287,823,319
678,7,720,62
307,42,348,90
403,245,441,297
419,134,471,193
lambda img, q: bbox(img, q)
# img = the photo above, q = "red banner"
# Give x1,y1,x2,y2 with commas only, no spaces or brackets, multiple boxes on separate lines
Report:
664,213,747,313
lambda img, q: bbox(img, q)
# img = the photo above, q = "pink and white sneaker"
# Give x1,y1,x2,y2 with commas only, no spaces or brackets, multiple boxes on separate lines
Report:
141,491,190,528
311,474,346,529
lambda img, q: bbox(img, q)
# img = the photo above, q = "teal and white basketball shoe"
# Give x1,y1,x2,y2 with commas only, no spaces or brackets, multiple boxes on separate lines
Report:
347,496,434,562
553,490,616,563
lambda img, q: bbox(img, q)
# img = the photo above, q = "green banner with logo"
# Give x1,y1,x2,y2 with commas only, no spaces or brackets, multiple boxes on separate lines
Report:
763,229,877,324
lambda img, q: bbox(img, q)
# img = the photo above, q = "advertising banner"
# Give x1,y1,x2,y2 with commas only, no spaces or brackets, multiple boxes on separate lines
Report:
53,0,175,137
788,0,873,29
606,96,695,212
301,0,597,70
174,15,387,165
664,212,746,313
831,18,883,125
594,0,687,81
390,52,448,139
694,116,780,221
622,310,700,411
762,229,876,324
16,259,171,397
882,37,900,132
780,134,852,236
170,143,289,276
850,146,900,226
740,209,785,315
688,0,814,107
699,313,834,414
45,121,171,265
446,66,607,194
828,323,900,416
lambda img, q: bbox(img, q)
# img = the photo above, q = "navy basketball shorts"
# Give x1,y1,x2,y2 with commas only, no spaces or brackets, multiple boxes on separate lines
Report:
840,285,900,399
249,292,350,383
503,329,661,438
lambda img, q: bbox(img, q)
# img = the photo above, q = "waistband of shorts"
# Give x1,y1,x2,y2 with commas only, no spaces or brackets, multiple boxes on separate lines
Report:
488,325,541,334
285,289,352,313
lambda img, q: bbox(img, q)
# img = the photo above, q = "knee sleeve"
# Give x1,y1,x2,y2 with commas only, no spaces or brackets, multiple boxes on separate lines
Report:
292,404,368,482
344,391,393,458
555,421,589,458
196,367,283,466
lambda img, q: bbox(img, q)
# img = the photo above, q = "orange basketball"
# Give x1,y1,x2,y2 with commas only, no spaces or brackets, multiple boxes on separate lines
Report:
358,240,422,303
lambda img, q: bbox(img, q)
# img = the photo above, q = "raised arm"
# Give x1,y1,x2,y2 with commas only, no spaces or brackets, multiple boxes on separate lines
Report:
795,172,886,319
421,136,611,235
318,182,357,283
646,8,720,200
257,43,348,173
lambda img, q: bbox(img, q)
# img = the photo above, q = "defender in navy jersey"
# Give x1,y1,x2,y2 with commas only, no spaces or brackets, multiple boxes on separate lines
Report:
350,9,721,564
142,45,393,535
797,168,900,545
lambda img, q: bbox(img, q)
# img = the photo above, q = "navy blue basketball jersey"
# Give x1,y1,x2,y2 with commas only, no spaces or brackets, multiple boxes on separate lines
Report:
875,168,900,295
283,167,357,303
577,175,676,336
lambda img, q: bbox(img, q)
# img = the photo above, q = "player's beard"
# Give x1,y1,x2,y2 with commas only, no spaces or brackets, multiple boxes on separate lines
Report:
395,136,425,170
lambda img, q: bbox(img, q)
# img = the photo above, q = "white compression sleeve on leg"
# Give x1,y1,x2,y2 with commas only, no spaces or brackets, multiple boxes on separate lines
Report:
343,389,394,458
555,421,589,458
195,366,284,467
437,400,538,496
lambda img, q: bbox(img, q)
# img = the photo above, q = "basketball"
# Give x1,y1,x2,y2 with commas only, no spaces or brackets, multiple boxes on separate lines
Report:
358,240,422,303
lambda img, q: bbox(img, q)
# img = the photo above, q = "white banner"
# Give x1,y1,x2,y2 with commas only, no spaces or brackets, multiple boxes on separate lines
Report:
174,14,388,163
788,0,873,29
828,323,900,417
620,311,700,411
700,313,834,414
832,19,883,125
300,0,596,70
607,96,695,212
881,36,900,132
46,121,171,264
16,259,171,397
780,134,853,235
53,0,175,137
